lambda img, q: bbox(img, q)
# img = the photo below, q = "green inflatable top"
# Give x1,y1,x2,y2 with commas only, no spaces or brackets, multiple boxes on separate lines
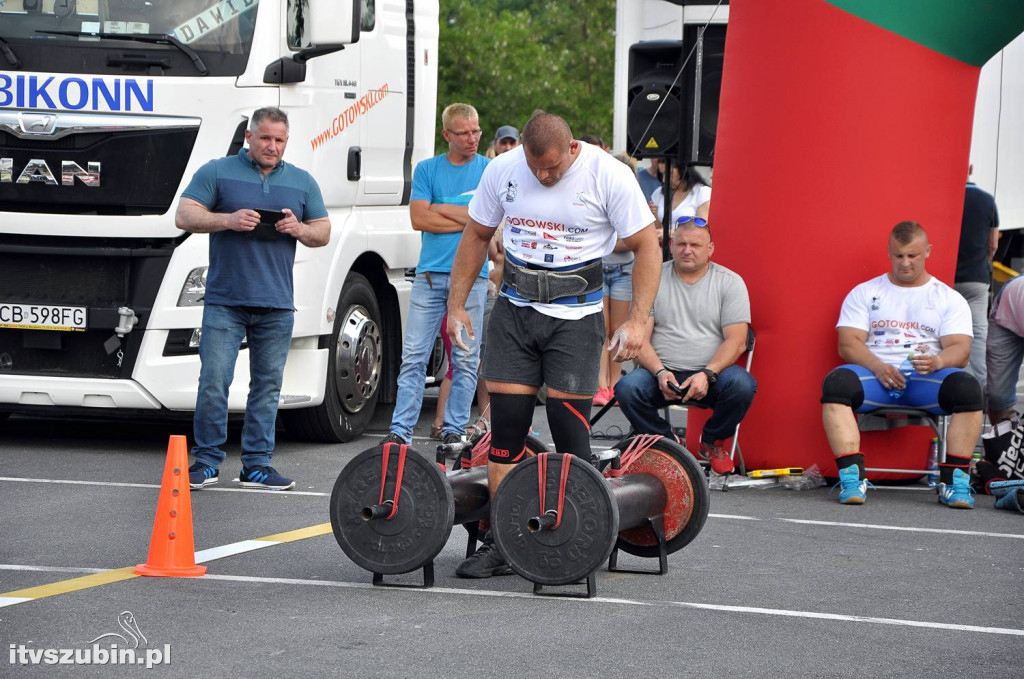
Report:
828,0,1024,66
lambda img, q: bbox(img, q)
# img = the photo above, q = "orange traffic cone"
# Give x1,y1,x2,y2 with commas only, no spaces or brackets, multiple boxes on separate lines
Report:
135,435,206,577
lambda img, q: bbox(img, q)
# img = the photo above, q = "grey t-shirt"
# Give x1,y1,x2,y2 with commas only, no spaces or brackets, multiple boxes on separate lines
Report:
651,261,751,371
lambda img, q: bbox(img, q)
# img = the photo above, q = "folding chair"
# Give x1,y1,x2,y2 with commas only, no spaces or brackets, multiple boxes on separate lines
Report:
857,407,948,475
589,327,756,479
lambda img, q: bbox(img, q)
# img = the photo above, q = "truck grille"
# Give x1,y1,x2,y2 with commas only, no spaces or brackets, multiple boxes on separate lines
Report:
0,253,127,306
0,237,175,379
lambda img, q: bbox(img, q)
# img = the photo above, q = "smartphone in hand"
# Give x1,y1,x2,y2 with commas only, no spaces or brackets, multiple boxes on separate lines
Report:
253,209,286,240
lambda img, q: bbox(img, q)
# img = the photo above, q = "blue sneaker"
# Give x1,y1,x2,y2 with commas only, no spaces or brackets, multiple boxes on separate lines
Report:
188,462,219,490
938,468,974,509
239,466,295,491
832,464,869,504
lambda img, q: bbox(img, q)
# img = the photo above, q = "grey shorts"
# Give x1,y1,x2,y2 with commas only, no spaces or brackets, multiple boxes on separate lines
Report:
986,321,1024,411
480,296,604,395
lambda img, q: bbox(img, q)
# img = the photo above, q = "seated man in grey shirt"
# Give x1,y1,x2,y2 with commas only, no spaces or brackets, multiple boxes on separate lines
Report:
614,218,756,475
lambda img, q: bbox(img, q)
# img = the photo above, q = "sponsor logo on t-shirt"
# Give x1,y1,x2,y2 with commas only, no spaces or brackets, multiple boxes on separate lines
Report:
504,180,518,203
543,232,557,241
509,226,535,236
572,191,587,207
566,245,583,250
542,243,557,250
511,239,537,249
544,254,554,263
871,320,918,330
564,235,584,242
505,216,588,234
563,255,576,262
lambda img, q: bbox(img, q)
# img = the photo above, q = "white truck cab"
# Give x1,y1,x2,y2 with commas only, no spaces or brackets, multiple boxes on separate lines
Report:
0,0,440,441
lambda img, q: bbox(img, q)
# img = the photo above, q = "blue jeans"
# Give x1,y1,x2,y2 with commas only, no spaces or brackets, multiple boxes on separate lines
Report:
192,304,294,469
614,365,757,441
389,273,487,441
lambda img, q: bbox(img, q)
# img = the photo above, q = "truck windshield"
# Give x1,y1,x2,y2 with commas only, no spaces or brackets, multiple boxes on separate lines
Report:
0,0,259,77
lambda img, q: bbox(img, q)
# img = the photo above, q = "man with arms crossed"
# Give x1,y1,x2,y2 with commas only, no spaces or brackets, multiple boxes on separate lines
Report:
446,114,661,577
381,103,490,446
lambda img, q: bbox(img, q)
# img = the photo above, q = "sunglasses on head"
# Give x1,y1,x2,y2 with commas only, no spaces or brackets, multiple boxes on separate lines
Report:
675,216,708,227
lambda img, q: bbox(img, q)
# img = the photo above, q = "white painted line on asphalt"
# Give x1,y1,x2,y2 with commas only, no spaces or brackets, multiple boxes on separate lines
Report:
194,540,281,563
0,476,329,497
779,518,1024,539
708,513,762,520
657,600,1024,637
0,564,106,574
200,573,1024,638
0,597,31,607
0,476,160,490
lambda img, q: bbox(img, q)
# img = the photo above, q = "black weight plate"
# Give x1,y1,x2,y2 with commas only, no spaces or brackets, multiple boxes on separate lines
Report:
330,444,455,575
613,437,710,558
491,454,618,586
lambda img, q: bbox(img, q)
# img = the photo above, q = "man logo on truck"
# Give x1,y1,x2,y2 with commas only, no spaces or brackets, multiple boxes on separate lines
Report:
0,159,100,187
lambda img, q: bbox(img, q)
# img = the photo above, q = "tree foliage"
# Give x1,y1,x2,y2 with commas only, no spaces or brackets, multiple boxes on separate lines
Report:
436,0,616,153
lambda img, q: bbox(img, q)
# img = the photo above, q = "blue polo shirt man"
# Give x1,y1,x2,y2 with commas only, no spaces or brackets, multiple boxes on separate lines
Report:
383,102,489,445
176,106,330,491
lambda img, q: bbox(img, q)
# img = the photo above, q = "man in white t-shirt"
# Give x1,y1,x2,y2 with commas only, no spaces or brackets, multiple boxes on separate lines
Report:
820,221,983,508
446,114,661,577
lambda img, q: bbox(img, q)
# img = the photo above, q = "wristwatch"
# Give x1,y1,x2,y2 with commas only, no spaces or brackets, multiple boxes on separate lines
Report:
701,368,718,384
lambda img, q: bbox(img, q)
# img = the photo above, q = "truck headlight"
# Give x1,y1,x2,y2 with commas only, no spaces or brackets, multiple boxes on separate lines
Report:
177,267,208,306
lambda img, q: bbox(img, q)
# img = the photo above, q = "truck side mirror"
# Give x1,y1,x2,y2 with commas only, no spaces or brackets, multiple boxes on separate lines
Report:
309,0,361,46
265,0,360,84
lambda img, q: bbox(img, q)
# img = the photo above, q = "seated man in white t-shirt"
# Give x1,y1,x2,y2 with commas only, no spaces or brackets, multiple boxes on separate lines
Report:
820,221,983,508
614,219,756,476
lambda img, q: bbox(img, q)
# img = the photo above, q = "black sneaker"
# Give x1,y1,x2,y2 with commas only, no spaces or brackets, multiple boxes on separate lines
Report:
188,462,219,490
441,432,463,446
238,465,295,491
455,536,512,578
379,432,407,445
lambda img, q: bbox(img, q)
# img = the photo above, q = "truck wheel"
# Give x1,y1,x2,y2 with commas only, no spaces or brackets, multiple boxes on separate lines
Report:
283,273,383,442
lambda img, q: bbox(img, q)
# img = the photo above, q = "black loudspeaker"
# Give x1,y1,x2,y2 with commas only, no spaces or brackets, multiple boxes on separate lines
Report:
627,41,684,159
626,25,726,166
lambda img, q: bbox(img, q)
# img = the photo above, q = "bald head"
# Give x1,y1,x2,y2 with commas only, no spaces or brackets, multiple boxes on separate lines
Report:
522,114,573,157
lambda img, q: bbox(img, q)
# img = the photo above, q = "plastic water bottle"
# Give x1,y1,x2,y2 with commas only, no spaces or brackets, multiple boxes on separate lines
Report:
926,437,940,487
888,354,915,398
970,450,983,481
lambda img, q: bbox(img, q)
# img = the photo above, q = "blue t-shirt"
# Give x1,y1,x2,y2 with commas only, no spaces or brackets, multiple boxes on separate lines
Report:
410,153,489,276
636,167,661,202
181,149,328,309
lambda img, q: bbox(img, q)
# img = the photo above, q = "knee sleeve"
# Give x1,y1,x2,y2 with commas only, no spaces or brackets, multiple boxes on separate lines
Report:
820,368,864,410
546,397,593,460
937,371,984,413
488,393,537,464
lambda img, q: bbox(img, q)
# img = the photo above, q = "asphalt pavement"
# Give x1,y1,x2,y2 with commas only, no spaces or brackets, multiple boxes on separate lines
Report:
0,397,1021,678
